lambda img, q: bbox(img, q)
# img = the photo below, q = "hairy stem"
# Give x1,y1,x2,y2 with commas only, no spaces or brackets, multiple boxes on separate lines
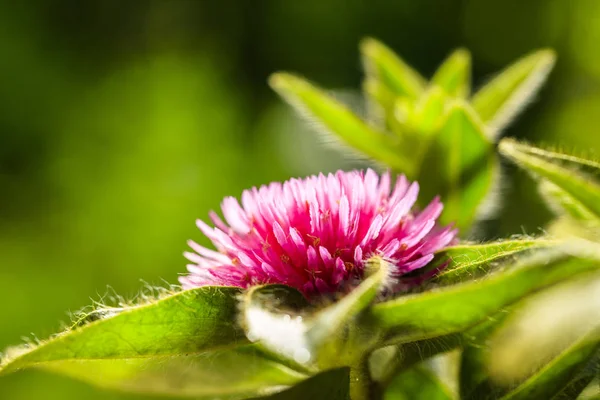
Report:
350,357,380,400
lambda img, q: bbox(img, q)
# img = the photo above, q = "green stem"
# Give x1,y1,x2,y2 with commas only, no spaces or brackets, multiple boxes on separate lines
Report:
350,358,380,400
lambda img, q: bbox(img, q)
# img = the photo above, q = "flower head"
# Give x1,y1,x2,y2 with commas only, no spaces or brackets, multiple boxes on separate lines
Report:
180,169,457,297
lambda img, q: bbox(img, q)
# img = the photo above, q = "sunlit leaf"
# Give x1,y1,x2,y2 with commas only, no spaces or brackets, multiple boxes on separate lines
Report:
0,287,308,398
418,101,495,231
472,49,556,139
37,345,307,399
433,238,556,284
500,337,600,400
432,48,471,98
539,180,600,223
269,73,413,174
462,275,600,400
363,78,398,129
499,138,600,219
393,97,413,127
412,87,448,134
385,87,449,177
370,244,600,345
360,37,426,100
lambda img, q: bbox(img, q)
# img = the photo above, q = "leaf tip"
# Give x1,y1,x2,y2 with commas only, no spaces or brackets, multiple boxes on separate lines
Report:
497,137,520,158
268,72,296,91
536,48,557,65
450,47,471,65
359,36,382,56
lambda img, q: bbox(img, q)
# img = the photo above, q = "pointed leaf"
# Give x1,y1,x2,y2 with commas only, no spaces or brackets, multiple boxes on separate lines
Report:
418,101,495,231
360,37,426,100
501,337,600,400
461,271,600,400
432,48,471,98
0,287,308,398
472,49,556,138
39,345,308,399
433,238,556,284
463,318,600,400
363,78,398,129
539,180,600,223
462,345,600,400
412,86,448,134
499,138,600,219
490,275,600,400
385,88,449,172
269,73,413,174
370,244,600,345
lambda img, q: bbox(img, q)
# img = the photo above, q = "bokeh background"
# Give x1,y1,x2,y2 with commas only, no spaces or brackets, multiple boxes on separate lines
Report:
1,1,599,398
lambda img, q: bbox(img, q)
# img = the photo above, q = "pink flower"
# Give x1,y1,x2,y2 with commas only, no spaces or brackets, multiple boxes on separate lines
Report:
180,169,457,297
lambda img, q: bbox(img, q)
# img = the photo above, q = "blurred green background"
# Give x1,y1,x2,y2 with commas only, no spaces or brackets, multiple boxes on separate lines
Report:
1,1,599,398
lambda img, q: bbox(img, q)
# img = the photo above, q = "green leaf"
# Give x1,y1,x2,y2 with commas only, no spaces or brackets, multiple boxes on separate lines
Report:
360,37,426,100
384,88,448,175
412,87,448,134
38,345,308,399
384,364,455,400
269,72,413,174
370,244,600,345
472,49,556,138
373,334,464,387
417,101,495,232
539,180,600,223
501,337,600,400
363,78,398,129
462,318,600,400
499,138,600,219
461,272,600,400
431,48,471,98
0,287,308,398
376,309,521,390
433,238,556,284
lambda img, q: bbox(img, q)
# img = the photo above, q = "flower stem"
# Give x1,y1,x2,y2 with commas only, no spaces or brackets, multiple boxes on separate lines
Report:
349,358,380,400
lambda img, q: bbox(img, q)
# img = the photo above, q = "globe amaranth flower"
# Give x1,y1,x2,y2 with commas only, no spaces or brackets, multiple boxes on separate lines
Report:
180,169,457,297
